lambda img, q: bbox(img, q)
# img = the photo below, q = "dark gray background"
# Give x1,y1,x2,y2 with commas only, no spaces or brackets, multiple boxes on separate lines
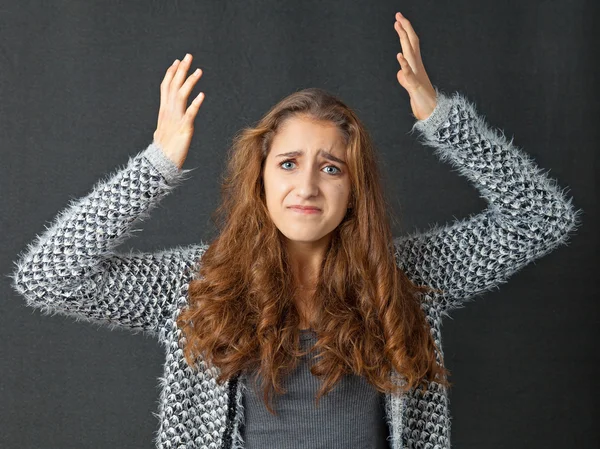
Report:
1,0,596,447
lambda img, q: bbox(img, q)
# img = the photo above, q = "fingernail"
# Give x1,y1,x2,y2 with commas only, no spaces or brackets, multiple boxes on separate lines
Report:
184,53,191,61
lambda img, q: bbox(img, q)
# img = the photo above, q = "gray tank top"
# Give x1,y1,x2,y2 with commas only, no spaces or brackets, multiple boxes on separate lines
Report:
240,329,391,448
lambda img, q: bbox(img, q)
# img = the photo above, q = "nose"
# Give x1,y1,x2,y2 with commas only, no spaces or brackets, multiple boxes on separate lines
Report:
296,164,320,198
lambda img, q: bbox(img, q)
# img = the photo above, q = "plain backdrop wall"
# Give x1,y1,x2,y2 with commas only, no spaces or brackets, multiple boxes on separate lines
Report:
1,0,596,447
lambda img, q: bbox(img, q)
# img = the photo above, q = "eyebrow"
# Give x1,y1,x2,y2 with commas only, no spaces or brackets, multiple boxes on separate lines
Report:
275,149,347,166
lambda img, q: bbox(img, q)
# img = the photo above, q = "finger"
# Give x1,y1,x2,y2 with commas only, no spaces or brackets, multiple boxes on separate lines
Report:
160,59,180,112
169,53,193,107
396,53,417,84
184,92,205,124
395,13,421,59
179,67,203,108
394,21,419,72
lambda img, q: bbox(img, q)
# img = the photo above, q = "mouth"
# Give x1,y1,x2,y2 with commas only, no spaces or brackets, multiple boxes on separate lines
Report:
288,206,322,214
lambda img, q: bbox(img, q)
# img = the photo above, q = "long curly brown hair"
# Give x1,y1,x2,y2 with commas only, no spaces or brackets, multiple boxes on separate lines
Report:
176,87,452,415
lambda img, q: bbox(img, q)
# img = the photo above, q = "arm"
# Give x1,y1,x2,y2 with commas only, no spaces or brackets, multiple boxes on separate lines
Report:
8,142,205,337
394,89,583,315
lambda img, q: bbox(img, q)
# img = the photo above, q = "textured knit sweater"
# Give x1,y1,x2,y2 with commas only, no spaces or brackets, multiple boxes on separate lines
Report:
240,329,390,448
8,88,583,449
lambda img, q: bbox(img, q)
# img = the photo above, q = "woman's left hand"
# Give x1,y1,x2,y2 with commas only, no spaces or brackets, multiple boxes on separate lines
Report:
394,12,437,121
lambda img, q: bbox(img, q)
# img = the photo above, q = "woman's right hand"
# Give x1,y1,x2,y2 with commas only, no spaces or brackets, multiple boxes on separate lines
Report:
153,53,205,170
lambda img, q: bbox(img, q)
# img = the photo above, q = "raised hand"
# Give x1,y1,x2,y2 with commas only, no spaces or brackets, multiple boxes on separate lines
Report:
394,12,437,121
153,53,205,170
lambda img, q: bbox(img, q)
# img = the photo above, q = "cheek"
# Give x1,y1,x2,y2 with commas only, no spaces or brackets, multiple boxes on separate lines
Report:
267,176,287,197
336,181,351,199
264,170,288,203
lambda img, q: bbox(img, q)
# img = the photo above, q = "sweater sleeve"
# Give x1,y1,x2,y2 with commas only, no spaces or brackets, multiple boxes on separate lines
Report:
393,87,583,316
8,141,207,337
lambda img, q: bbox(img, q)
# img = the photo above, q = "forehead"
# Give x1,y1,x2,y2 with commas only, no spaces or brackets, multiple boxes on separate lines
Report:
270,116,345,153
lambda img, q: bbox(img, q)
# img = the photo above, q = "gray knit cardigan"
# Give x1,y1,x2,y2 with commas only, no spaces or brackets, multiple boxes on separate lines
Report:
9,88,583,449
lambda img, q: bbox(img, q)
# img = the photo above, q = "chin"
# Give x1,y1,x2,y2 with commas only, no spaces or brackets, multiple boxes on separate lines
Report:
284,235,323,243
283,228,336,243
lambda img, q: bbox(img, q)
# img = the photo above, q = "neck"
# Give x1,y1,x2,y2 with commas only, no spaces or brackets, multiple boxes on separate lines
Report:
285,234,331,288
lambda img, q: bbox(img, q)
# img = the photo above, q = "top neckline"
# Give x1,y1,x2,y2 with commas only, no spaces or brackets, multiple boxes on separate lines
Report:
299,329,317,341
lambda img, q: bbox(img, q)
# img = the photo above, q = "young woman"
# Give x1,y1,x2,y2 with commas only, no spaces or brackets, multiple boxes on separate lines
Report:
10,11,582,449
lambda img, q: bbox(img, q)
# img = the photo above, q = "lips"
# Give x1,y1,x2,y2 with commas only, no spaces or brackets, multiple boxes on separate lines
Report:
288,206,322,214
289,206,321,211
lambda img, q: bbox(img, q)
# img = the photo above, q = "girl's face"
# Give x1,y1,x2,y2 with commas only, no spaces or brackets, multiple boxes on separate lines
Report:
262,116,351,246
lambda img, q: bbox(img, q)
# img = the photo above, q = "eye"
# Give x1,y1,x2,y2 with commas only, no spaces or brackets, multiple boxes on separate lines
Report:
278,159,342,175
